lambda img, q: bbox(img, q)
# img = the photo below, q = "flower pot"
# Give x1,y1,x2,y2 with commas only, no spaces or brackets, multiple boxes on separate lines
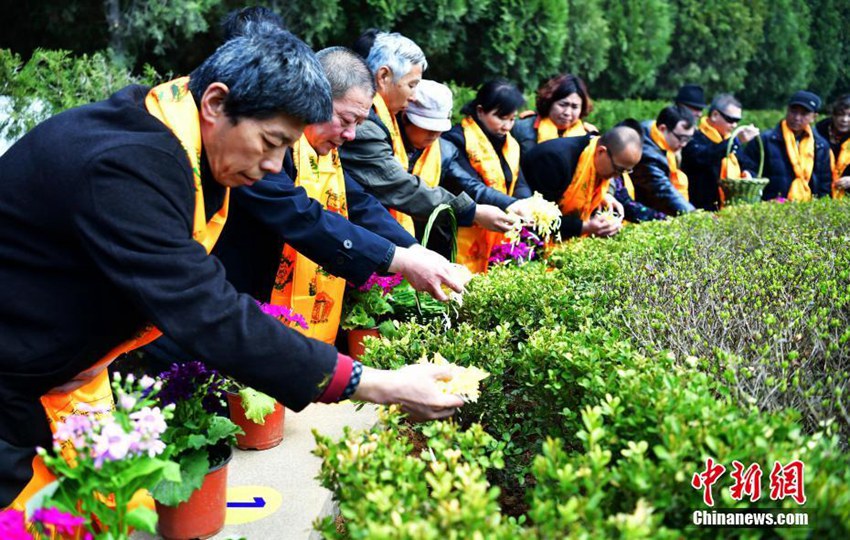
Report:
347,327,380,360
156,446,232,540
226,392,285,450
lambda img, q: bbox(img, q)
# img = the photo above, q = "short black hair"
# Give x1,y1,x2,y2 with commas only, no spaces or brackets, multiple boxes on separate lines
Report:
352,28,381,59
656,104,695,131
460,79,525,117
220,6,286,41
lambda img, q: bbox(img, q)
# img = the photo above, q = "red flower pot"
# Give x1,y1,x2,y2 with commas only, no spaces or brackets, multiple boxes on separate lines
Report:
156,446,232,540
347,327,381,360
226,392,285,450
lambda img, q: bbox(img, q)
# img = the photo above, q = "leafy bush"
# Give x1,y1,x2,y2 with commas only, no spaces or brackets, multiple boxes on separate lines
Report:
0,48,158,140
316,199,850,537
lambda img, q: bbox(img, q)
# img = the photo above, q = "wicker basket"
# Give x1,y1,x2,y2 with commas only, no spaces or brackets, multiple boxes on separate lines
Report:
719,126,769,205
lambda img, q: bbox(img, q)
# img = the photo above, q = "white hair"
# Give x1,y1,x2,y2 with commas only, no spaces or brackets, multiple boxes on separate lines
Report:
365,32,427,81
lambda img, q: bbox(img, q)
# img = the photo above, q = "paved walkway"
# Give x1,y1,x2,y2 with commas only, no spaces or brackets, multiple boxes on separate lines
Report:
134,401,378,539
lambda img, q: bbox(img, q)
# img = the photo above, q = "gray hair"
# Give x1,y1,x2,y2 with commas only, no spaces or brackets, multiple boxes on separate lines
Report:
189,29,332,124
365,32,427,81
710,94,742,115
317,47,376,100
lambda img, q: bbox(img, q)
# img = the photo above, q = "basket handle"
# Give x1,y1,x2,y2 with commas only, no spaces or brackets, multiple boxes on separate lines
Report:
420,203,457,263
727,125,764,178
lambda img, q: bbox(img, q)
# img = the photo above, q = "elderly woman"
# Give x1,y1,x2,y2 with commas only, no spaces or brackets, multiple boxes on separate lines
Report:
339,32,512,238
512,73,598,155
815,94,850,197
442,80,533,272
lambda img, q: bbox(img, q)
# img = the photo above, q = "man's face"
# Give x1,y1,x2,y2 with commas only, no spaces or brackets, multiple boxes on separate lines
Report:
661,120,695,152
681,103,704,120
832,107,850,134
380,64,423,115
709,104,742,138
304,86,373,155
200,83,305,187
403,120,443,150
785,105,816,133
594,143,642,180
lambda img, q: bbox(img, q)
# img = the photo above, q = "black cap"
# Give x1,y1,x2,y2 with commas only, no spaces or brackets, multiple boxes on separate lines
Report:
675,84,707,109
787,90,822,113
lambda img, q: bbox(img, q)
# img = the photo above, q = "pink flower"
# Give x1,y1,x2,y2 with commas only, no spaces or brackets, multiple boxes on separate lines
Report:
0,509,33,540
91,420,133,467
53,414,93,449
31,507,88,536
256,301,309,329
358,273,404,294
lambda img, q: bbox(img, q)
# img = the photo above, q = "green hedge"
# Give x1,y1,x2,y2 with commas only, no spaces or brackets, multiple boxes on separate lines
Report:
316,199,850,538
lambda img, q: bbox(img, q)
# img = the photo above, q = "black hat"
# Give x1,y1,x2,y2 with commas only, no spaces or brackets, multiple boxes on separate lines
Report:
675,84,707,109
787,90,822,113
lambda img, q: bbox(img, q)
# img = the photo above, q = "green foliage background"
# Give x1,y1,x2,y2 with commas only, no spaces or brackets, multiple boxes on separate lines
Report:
1,0,848,110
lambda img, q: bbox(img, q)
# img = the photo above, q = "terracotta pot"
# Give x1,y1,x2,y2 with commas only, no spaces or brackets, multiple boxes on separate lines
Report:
156,446,232,540
226,392,285,450
347,327,380,360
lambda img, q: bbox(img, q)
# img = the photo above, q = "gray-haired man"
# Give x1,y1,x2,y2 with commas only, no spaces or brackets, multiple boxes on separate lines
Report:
339,31,515,239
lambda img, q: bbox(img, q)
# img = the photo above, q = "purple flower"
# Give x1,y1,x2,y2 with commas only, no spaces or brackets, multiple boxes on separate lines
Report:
91,420,133,467
31,507,88,536
157,362,227,416
130,407,168,457
257,301,309,329
357,273,404,294
0,509,33,540
53,414,94,450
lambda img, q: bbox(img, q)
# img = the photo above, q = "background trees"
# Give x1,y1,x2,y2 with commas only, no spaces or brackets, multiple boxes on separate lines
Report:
0,0,848,109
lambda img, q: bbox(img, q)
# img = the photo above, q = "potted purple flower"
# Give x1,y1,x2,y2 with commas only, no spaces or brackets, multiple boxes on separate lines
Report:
152,361,240,540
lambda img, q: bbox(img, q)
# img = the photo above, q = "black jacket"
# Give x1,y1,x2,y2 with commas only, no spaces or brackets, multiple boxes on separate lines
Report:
815,118,850,177
0,85,339,447
631,121,696,216
441,121,532,208
741,122,831,200
521,135,594,238
213,151,416,302
681,128,743,211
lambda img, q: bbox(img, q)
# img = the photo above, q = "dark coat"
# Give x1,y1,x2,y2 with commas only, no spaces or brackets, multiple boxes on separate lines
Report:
0,86,340,451
681,128,743,211
631,121,696,216
740,122,831,200
521,135,594,238
815,118,850,178
441,121,533,209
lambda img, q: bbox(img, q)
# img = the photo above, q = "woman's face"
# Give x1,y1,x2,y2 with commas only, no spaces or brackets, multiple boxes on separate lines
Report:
476,105,516,137
548,92,583,129
833,107,850,134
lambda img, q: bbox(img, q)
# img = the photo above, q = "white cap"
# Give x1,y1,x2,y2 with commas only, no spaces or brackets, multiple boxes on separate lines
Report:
406,80,453,132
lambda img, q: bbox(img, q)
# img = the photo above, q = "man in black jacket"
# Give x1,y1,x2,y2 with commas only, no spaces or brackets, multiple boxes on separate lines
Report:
0,29,462,508
523,125,642,239
682,94,760,211
742,91,832,201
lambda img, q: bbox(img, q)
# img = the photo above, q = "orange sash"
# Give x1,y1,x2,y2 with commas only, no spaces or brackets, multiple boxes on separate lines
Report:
781,120,814,202
559,138,610,225
270,136,348,344
10,76,230,511
411,139,442,188
831,136,850,199
373,94,415,235
456,117,520,273
650,121,690,201
536,116,586,142
622,172,635,200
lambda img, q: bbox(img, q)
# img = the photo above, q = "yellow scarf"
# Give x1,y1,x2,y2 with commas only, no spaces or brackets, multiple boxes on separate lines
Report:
457,116,520,273
373,94,415,234
832,136,850,199
15,76,230,512
271,136,348,344
411,139,442,188
781,120,815,202
699,117,742,180
650,121,690,201
559,137,610,223
536,116,586,143
622,172,635,200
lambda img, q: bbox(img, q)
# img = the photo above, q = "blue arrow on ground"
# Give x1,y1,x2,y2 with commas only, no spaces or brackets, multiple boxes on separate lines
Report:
227,496,266,508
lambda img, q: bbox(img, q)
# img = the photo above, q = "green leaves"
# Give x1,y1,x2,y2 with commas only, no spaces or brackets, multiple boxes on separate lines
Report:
151,450,209,507
238,387,277,425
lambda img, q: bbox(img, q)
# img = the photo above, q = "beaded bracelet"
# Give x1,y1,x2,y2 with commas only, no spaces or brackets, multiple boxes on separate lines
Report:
339,360,363,401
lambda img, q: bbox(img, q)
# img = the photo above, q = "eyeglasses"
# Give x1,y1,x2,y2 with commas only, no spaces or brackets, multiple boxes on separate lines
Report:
716,109,742,124
670,131,693,144
605,147,634,175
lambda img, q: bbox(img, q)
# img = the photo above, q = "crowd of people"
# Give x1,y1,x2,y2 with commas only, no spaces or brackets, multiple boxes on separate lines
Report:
1,6,848,512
